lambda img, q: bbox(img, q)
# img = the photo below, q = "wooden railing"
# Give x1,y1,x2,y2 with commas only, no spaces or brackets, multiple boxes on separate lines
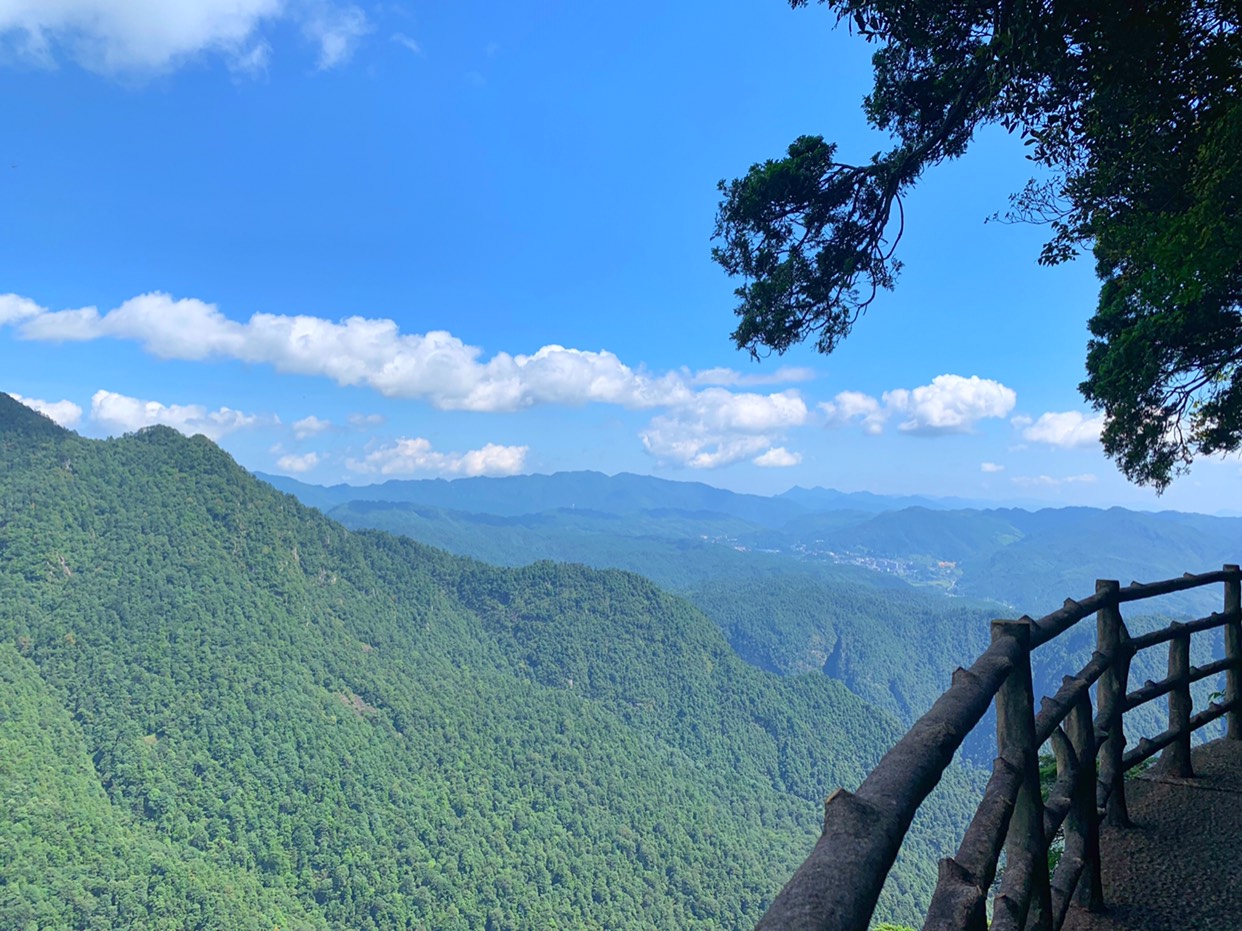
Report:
755,564,1242,931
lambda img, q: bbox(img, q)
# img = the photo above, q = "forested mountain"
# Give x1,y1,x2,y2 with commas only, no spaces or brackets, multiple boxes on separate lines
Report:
283,471,1239,760
258,470,807,528
0,394,978,929
319,498,1001,730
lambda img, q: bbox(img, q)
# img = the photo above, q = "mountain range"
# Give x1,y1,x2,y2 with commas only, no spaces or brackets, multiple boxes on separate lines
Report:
0,395,977,929
5,390,1235,930
261,468,1242,756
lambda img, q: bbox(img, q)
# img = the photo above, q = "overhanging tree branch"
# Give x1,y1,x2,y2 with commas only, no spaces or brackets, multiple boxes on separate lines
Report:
712,0,1242,489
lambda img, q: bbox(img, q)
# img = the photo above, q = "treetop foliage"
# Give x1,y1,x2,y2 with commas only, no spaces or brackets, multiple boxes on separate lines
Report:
713,0,1241,489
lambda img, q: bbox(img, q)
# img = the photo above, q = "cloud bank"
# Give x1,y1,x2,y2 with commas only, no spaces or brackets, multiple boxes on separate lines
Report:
1018,410,1105,449
3,291,813,470
3,293,1045,475
90,389,267,439
293,414,331,439
754,447,801,468
347,437,528,477
1011,473,1097,488
822,374,1016,435
10,392,83,427
0,0,369,74
276,451,321,473
11,292,697,412
640,388,807,469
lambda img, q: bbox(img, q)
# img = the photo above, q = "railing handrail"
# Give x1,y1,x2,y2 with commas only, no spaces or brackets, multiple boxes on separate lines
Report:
755,564,1242,931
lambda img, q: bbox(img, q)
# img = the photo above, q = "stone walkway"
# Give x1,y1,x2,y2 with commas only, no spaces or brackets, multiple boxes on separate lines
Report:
1062,738,1242,931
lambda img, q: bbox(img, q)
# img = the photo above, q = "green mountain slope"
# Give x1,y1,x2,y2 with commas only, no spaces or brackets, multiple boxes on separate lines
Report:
0,395,975,928
321,498,1002,727
814,507,1026,564
0,641,326,931
308,477,1240,761
953,508,1241,613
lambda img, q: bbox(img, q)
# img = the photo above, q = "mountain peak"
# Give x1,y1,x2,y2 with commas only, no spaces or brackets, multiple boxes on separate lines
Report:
0,392,71,440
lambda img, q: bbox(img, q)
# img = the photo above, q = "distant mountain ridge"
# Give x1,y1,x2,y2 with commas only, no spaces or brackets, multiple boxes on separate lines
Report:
257,469,808,526
776,484,1049,513
259,471,1242,616
256,469,1053,525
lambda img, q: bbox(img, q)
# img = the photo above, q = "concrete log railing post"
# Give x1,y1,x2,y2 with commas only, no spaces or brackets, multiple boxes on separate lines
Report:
752,566,1241,931
1161,624,1193,777
1065,688,1102,911
1226,564,1241,740
1095,580,1132,827
991,619,1052,930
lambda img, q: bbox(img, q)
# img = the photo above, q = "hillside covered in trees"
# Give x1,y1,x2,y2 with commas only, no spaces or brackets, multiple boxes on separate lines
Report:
263,471,1238,759
0,394,981,929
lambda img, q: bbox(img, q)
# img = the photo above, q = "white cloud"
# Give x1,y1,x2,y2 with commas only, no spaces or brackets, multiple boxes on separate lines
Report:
754,446,801,468
348,412,384,427
10,392,82,427
390,32,419,54
1020,410,1104,449
691,365,815,387
302,1,368,70
884,375,1016,434
1011,473,1098,488
4,292,823,471
346,437,527,477
228,38,269,75
0,0,368,75
90,389,266,439
980,461,1005,473
822,375,1015,436
642,430,771,470
276,451,320,473
0,293,44,325
821,390,887,435
7,292,698,413
293,414,331,438
641,388,808,469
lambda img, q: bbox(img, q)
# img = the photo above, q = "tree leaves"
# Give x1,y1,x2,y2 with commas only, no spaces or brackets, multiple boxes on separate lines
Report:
714,0,1242,487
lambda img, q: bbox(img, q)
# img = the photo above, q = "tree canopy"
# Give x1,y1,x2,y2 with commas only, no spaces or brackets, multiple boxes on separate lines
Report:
712,0,1241,489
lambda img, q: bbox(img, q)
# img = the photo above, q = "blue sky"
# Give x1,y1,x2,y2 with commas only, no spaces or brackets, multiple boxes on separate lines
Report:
1,0,1237,512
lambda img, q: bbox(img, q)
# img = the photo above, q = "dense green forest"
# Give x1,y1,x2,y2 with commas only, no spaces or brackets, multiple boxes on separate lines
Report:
295,477,1238,758
0,394,982,929
316,497,1003,729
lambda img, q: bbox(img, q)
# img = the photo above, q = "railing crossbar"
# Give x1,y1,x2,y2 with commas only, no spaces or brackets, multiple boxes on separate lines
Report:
1129,611,1231,651
1189,656,1238,685
1124,656,1241,711
1033,651,1113,745
1116,569,1237,604
1189,697,1241,734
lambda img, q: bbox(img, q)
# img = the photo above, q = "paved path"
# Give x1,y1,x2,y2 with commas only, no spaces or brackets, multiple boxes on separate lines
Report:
1062,738,1242,931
